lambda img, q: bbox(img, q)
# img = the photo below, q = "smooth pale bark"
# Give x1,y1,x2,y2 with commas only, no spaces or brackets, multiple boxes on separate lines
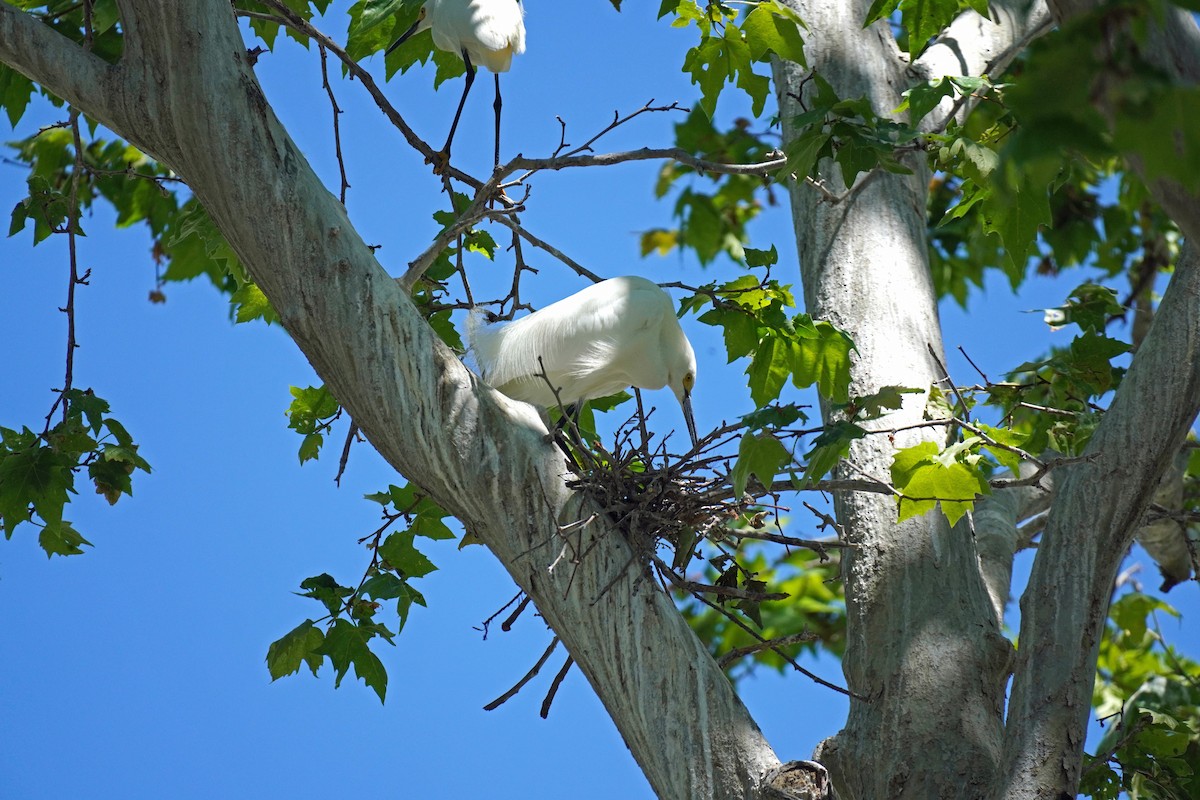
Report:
0,2,782,797
770,3,1053,797
996,4,1200,798
770,1,1200,798
974,464,1053,622
999,243,1200,799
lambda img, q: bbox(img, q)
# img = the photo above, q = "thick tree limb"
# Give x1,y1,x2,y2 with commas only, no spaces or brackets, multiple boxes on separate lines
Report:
776,4,1014,798
0,3,782,797
974,462,1054,623
999,243,1200,799
0,2,124,135
911,0,1055,131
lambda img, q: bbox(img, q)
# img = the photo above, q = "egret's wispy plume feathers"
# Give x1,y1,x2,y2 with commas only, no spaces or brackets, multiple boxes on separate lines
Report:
469,277,699,445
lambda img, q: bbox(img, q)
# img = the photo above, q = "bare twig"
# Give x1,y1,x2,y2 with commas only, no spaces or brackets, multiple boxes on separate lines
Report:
318,44,350,204
489,215,605,283
508,146,787,180
334,421,359,487
717,631,818,669
252,1,482,189
474,591,525,640
483,637,559,711
539,656,574,719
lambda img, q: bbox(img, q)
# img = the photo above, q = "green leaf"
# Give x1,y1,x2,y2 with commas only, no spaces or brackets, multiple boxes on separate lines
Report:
38,520,91,558
266,620,325,680
698,306,760,362
731,432,791,498
975,423,1027,475
900,78,955,124
0,66,35,128
845,386,921,421
378,530,438,578
744,245,778,268
981,173,1051,272
890,441,989,525
350,0,408,35
0,443,74,531
88,456,134,505
298,573,352,618
790,321,854,403
740,403,807,431
747,334,792,406
318,618,389,703
232,283,279,325
742,4,806,66
363,575,428,632
800,421,865,486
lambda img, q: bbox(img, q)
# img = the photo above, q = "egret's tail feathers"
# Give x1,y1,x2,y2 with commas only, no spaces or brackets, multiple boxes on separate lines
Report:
467,308,505,380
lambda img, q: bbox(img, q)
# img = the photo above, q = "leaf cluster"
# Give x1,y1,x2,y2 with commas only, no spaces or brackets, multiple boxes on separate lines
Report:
265,482,453,702
661,1,806,119
0,390,150,557
1083,593,1200,800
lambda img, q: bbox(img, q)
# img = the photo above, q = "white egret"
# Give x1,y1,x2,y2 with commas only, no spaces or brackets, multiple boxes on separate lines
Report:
387,0,526,168
469,276,700,447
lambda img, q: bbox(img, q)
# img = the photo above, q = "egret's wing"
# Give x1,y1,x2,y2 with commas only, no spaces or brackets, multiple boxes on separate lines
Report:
469,277,673,406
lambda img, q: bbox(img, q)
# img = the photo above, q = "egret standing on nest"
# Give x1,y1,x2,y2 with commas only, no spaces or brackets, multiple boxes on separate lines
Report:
469,276,700,447
387,0,526,169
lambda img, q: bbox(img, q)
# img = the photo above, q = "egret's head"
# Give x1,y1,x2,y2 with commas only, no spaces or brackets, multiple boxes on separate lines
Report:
668,348,699,450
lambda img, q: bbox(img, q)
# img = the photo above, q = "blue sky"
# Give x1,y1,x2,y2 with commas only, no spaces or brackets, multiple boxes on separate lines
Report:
1,3,1197,798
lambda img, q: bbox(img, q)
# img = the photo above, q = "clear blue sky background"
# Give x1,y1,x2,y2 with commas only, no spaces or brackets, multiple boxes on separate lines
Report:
1,3,1197,798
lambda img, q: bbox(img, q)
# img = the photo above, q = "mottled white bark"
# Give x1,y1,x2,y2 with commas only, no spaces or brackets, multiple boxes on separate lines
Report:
975,463,1053,622
770,2,1200,798
997,4,1200,797
999,242,1200,799
771,2,1049,796
0,2,781,797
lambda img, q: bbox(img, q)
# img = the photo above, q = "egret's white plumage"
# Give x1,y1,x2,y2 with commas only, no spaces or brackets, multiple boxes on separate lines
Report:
470,276,699,445
388,0,526,166
420,0,526,73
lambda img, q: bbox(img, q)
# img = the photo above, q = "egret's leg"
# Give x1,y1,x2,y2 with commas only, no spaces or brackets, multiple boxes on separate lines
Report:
492,72,502,168
437,50,476,170
547,404,586,470
633,388,650,452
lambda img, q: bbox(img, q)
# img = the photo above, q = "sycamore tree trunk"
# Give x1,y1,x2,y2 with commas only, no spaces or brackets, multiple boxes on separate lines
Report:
774,2,1200,799
4,1,1200,799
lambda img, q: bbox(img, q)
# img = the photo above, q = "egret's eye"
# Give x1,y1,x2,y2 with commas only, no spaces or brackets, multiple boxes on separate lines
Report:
682,373,695,393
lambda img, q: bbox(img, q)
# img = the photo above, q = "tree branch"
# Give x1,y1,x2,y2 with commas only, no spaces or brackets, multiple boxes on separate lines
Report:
910,0,1055,131
505,147,787,179
0,3,125,136
1000,241,1200,799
